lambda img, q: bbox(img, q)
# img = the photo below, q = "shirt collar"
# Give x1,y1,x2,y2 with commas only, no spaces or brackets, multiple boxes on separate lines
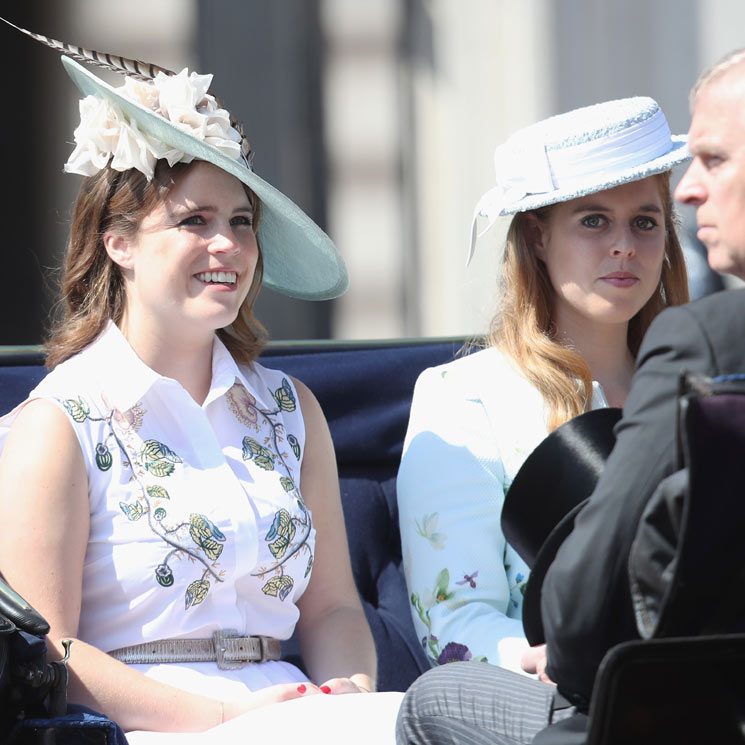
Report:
91,322,252,412
90,321,162,412
205,334,247,407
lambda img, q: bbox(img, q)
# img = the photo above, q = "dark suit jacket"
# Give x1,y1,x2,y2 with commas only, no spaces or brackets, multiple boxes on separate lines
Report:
538,288,745,733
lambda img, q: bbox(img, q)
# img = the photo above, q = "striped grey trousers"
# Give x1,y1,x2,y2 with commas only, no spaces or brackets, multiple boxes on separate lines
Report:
395,661,574,745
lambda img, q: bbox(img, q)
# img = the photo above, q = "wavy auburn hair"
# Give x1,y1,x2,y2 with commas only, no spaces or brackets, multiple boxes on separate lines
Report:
45,160,266,370
488,172,689,431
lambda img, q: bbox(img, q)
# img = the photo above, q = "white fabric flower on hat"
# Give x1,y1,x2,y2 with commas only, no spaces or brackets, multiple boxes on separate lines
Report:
64,68,242,180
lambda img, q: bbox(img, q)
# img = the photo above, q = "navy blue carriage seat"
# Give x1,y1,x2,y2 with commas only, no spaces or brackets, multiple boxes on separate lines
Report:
0,336,467,697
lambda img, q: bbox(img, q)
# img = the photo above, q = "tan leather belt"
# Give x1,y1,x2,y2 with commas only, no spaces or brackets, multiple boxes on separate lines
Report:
108,629,281,670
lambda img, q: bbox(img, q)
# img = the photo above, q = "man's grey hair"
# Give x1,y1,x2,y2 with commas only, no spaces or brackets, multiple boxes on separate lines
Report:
690,47,745,109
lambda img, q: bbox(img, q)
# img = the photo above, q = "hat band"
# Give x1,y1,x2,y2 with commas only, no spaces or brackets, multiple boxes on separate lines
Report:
547,108,672,191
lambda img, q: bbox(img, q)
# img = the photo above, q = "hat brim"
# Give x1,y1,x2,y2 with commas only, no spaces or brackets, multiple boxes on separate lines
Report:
502,407,622,567
61,56,348,301
500,136,689,216
521,499,588,645
501,407,622,645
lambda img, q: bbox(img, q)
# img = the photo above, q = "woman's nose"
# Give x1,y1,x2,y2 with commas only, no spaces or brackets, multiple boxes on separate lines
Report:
611,227,636,257
208,228,241,255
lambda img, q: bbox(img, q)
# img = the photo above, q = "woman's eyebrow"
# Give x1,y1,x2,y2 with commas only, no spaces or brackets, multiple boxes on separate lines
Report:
169,203,253,214
570,203,662,214
570,203,611,214
636,204,663,213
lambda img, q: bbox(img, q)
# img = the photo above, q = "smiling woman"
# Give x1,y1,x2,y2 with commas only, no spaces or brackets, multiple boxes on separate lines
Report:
100,162,262,401
0,19,403,745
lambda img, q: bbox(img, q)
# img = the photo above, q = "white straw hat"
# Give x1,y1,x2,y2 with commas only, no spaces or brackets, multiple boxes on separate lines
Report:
468,97,690,264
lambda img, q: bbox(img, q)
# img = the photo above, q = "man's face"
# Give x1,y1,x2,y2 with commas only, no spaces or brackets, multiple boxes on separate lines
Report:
675,68,745,279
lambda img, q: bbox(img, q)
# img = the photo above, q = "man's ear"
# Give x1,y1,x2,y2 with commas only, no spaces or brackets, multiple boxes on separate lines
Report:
523,213,547,259
103,232,135,270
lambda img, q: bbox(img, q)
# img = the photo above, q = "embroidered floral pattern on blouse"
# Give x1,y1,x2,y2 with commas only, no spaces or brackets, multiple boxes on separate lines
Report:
225,379,313,602
415,512,447,550
410,568,487,667
60,395,228,610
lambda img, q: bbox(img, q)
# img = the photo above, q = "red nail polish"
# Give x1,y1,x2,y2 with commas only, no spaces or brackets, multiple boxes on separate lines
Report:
320,685,331,694
297,684,307,693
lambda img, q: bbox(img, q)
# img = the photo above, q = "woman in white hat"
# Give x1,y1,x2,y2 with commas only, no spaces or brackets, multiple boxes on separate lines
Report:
0,24,402,744
396,97,690,679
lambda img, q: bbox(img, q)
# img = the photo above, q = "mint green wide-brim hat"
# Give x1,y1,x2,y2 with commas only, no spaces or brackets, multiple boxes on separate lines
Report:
61,55,348,301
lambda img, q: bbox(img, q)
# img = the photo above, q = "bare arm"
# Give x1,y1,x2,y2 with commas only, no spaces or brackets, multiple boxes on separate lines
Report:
0,399,311,731
293,378,376,693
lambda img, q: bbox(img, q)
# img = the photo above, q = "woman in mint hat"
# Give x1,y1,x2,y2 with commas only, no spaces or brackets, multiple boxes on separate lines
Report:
0,27,402,744
397,96,690,683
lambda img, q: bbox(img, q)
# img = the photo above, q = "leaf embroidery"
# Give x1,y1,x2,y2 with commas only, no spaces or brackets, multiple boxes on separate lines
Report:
242,437,276,470
279,476,294,492
265,509,296,559
120,500,145,521
189,514,226,561
63,396,90,423
140,439,182,478
273,378,296,412
262,575,294,600
185,579,210,609
146,485,170,500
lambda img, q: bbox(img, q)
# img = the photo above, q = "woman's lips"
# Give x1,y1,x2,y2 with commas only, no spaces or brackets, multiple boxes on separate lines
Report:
194,270,239,290
600,272,638,288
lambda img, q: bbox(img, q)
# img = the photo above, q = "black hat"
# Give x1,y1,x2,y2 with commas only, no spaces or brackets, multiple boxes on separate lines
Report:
502,407,622,644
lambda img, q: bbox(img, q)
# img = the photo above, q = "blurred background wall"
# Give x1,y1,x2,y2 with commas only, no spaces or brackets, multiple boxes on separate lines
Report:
3,0,745,346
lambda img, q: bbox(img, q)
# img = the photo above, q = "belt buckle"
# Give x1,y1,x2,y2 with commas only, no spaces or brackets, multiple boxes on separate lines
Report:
213,629,245,670
259,635,270,661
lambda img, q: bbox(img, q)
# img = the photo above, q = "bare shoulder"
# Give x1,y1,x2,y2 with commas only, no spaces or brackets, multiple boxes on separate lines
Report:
289,375,328,433
0,397,84,484
287,376,337,497
4,397,77,445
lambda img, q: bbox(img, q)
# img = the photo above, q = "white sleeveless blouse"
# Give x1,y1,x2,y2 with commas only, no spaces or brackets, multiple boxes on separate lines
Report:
0,322,314,689
0,323,404,742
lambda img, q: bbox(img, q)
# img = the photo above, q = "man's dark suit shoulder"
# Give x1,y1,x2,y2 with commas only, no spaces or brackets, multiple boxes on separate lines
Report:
541,287,745,718
641,287,745,370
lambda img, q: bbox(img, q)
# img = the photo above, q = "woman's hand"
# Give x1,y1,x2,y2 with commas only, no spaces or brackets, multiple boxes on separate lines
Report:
316,675,373,695
520,644,555,685
222,681,325,722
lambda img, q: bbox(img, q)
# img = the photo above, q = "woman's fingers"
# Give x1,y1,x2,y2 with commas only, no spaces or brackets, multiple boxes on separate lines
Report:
316,677,367,695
